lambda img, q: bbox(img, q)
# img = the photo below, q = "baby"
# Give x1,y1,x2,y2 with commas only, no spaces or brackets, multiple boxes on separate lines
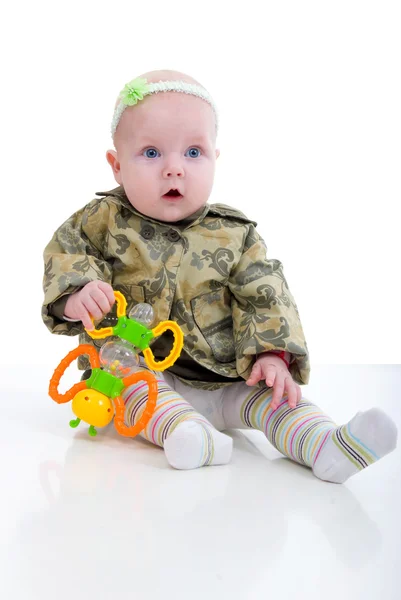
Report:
42,69,397,480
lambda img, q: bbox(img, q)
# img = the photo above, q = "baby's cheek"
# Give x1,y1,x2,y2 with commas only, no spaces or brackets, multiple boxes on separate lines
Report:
124,171,158,203
193,164,215,196
136,176,156,196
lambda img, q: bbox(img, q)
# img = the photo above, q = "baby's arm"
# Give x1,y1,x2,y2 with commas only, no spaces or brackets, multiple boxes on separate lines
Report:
227,223,310,388
42,199,113,335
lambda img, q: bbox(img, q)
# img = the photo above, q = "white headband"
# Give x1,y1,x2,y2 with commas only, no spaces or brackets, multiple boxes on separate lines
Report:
111,78,219,139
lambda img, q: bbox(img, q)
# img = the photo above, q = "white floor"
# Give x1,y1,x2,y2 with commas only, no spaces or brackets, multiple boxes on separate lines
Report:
1,364,400,600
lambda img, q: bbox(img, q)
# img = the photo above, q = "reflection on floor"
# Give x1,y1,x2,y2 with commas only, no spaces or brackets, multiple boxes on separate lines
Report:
1,365,400,600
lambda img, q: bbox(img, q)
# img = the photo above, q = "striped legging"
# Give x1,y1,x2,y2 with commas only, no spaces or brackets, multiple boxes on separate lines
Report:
122,361,343,470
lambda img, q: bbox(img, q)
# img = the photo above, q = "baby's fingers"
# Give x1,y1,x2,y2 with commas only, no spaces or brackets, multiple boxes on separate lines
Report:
269,374,285,411
81,296,104,322
97,281,116,308
264,365,277,388
90,288,113,315
285,378,298,409
246,361,263,386
77,306,95,331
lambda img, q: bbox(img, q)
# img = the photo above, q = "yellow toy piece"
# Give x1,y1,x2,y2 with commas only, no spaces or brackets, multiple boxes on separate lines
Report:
71,389,114,428
142,321,184,370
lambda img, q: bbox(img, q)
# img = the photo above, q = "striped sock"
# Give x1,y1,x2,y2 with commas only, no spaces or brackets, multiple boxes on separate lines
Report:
123,379,232,470
241,390,397,483
313,408,398,483
164,420,232,470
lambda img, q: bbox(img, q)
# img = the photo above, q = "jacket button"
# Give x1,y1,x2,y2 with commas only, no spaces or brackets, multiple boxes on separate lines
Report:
141,225,155,240
167,229,181,242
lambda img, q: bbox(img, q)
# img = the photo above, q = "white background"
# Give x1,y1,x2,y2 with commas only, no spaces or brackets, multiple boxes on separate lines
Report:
1,0,400,366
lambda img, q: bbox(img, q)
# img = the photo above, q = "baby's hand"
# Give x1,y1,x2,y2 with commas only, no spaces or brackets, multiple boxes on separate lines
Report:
246,353,302,410
64,281,115,330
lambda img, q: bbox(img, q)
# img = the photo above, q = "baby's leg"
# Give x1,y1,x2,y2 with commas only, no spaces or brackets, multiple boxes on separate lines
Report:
123,368,232,470
222,383,397,483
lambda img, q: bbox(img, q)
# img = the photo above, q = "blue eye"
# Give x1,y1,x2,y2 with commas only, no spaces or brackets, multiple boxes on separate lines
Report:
186,147,201,158
144,148,160,158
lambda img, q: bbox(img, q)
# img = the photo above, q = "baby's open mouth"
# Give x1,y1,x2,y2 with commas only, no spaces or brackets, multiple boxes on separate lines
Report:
163,189,183,198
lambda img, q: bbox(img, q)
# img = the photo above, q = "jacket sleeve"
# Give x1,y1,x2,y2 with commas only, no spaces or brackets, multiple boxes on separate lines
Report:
42,199,113,335
227,224,310,385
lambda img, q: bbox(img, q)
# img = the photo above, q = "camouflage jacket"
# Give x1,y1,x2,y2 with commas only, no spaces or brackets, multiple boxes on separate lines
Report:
42,186,310,390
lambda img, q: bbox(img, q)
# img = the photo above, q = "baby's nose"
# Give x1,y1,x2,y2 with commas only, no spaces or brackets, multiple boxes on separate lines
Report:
162,159,184,178
163,167,184,178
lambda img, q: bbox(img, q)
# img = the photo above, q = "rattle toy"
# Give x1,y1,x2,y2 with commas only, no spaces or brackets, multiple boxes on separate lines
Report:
86,291,183,371
49,341,158,438
49,292,185,438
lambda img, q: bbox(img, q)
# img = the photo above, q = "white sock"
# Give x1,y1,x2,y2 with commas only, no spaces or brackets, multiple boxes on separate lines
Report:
164,420,233,470
313,408,398,484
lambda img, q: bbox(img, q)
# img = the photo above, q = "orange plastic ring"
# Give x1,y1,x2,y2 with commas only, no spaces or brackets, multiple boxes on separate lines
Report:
49,344,100,404
113,370,158,437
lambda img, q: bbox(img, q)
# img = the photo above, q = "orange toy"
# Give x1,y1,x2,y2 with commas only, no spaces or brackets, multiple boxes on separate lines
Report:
49,344,158,438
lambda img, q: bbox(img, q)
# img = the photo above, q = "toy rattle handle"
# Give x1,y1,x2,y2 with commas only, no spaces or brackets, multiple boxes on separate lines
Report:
49,344,100,404
85,291,126,339
113,370,158,437
143,321,184,372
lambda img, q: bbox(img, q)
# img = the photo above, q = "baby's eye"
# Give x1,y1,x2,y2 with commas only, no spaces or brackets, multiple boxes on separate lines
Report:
143,148,160,159
185,147,201,158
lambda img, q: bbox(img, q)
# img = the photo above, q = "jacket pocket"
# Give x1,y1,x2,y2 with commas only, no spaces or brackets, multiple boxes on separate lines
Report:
191,288,236,363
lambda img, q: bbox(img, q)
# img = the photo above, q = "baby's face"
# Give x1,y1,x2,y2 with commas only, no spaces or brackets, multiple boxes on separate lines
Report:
107,92,219,222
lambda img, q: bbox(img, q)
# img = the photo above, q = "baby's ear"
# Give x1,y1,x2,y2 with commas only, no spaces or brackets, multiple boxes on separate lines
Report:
106,150,122,184
215,149,220,159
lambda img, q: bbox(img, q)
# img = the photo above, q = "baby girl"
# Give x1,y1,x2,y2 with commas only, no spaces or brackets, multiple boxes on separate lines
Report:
42,69,397,480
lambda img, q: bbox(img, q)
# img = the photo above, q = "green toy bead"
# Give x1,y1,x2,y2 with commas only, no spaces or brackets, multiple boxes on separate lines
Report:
86,368,125,398
113,316,154,350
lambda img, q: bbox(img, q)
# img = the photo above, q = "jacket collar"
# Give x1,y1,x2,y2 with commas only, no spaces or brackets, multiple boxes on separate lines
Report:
95,186,210,229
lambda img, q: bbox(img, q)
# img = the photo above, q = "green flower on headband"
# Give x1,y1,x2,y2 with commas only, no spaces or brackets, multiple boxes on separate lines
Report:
119,77,150,106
